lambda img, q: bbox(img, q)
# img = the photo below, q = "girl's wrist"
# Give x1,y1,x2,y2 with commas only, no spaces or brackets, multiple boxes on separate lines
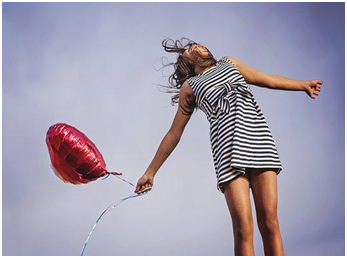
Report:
145,169,156,177
302,80,309,91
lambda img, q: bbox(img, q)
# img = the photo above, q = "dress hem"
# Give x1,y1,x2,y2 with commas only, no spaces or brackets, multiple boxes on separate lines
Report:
217,165,282,194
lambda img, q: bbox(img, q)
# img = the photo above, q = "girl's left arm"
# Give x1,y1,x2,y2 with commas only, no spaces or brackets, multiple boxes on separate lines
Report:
226,56,323,99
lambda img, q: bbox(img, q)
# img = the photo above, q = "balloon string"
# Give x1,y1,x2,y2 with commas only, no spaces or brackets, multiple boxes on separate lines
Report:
103,172,135,187
80,177,153,256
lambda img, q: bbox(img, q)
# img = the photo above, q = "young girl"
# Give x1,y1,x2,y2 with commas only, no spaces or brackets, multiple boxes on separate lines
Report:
134,37,322,256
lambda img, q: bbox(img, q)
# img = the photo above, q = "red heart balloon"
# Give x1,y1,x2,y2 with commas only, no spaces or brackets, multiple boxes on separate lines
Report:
46,123,122,184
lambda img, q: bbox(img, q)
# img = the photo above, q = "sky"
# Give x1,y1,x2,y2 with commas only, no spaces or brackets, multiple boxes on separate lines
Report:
2,2,345,256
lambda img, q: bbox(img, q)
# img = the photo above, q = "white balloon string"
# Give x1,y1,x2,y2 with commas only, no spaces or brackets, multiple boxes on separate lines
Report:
80,176,153,256
112,174,135,186
102,172,135,187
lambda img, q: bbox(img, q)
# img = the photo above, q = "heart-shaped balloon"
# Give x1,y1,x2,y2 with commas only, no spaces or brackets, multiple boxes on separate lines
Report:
46,123,122,184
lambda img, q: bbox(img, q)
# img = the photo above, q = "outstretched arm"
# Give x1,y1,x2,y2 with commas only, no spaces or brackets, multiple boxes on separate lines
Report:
134,82,194,193
226,56,323,99
145,84,193,176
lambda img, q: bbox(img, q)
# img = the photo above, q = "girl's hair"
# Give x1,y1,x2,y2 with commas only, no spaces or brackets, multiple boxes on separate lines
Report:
158,37,217,115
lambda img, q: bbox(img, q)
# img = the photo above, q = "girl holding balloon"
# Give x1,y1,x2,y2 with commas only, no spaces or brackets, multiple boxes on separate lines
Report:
134,37,322,255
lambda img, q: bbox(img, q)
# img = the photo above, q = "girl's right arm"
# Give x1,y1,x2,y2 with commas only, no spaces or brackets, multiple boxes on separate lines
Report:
134,82,195,193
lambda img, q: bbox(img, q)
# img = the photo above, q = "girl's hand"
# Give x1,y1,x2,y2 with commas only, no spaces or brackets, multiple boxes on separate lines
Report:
134,172,154,194
305,79,323,99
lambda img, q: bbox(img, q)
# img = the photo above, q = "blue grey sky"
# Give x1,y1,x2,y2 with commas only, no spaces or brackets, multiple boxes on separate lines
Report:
3,2,344,256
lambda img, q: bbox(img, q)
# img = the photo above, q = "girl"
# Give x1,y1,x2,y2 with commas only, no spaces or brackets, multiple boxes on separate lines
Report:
134,37,322,256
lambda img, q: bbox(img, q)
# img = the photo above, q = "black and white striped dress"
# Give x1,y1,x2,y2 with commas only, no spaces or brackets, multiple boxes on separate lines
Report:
187,56,283,194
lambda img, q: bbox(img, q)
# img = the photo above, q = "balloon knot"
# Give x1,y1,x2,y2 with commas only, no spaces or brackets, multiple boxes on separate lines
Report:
108,171,123,176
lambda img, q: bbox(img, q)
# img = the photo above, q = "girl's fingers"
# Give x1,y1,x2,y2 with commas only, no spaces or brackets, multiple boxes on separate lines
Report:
139,184,149,192
135,182,153,194
136,184,146,193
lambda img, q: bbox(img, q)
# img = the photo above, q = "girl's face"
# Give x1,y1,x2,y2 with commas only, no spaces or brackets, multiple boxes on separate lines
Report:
183,43,208,59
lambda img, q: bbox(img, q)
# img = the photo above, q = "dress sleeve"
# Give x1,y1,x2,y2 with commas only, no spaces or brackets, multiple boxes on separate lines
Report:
223,56,235,66
186,77,195,90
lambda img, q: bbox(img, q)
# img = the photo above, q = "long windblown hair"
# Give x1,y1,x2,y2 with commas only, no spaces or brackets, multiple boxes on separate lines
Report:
158,37,217,115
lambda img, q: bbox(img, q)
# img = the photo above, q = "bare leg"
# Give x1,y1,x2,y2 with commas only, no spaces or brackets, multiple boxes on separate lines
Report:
249,168,285,256
222,173,255,256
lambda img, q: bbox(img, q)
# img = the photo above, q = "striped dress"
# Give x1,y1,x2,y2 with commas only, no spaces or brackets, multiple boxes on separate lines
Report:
187,56,283,194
